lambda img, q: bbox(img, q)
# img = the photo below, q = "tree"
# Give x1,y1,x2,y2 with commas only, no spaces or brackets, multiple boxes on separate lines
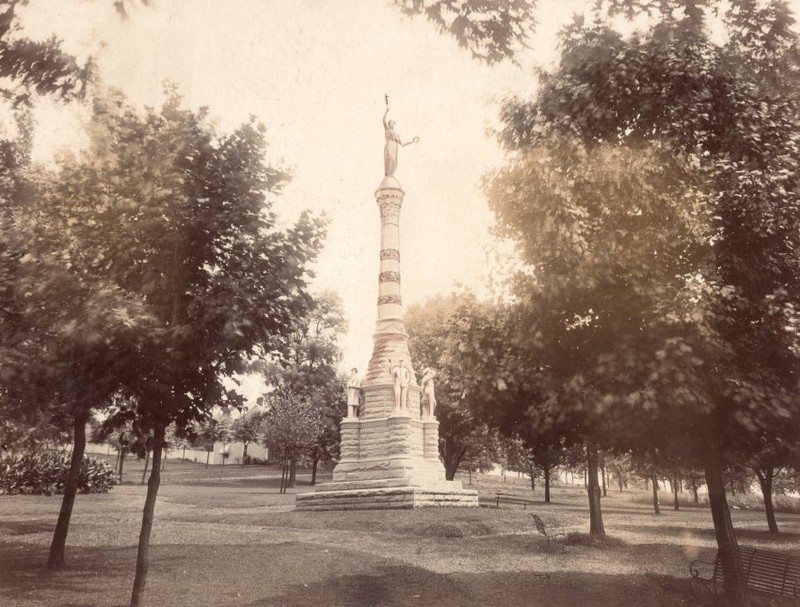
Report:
406,293,502,481
31,87,325,606
393,0,537,64
231,410,264,466
261,290,347,482
8,162,154,569
0,1,126,570
439,295,584,505
194,417,229,468
459,426,499,485
487,2,800,601
0,0,90,107
749,438,799,533
260,394,324,492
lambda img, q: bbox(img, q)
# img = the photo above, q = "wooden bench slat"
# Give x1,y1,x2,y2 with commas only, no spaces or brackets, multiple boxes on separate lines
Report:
494,492,536,509
690,546,800,604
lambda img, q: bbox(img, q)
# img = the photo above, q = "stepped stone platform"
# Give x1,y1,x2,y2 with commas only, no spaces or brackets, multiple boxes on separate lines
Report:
295,478,478,511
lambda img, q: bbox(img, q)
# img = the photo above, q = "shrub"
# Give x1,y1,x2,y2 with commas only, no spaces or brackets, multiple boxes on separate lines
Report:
0,451,117,496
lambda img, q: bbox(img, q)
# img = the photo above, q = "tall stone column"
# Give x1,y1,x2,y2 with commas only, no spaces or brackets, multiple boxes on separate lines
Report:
362,175,420,420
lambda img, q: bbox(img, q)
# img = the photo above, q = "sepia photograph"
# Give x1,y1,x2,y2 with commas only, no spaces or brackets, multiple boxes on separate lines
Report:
1,0,799,605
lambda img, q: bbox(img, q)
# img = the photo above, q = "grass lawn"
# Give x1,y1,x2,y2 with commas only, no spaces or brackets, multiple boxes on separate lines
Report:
2,459,800,606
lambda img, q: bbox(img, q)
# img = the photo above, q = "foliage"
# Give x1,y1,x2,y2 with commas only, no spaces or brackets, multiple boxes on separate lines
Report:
0,451,117,495
16,83,325,451
92,396,158,460
17,85,325,596
261,290,347,466
393,0,537,63
0,0,90,107
231,411,264,447
406,293,501,480
194,416,231,452
483,0,800,549
260,394,325,464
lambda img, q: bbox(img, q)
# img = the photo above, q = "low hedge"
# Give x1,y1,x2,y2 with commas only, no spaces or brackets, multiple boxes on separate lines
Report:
0,451,117,496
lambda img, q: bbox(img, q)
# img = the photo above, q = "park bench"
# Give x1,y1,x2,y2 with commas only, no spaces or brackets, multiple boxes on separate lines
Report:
690,545,800,606
530,513,566,549
495,492,536,509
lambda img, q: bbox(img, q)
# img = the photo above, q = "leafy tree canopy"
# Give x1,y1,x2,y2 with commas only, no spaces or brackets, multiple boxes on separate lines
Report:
393,0,537,63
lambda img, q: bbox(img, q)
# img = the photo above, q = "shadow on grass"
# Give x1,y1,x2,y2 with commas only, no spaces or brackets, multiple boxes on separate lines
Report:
0,541,696,607
260,567,694,607
614,523,800,544
178,476,314,489
0,520,55,535
0,542,135,607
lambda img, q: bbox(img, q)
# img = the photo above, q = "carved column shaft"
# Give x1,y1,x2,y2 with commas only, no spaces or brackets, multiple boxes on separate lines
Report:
376,188,403,321
364,181,416,395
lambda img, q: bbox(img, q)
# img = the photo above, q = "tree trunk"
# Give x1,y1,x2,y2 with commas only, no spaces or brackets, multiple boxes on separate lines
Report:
311,453,318,485
528,462,535,491
288,460,296,488
140,450,150,485
205,448,210,468
673,472,680,511
161,451,167,472
691,479,699,504
705,443,745,605
118,448,126,481
242,442,249,467
280,458,289,494
617,470,624,492
543,466,551,504
48,409,88,569
729,479,736,496
755,468,779,534
586,437,605,536
601,461,607,497
651,470,661,515
468,467,472,485
130,423,165,607
444,446,467,481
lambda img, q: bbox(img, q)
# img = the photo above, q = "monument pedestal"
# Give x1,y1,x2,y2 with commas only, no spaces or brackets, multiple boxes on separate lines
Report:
296,176,478,510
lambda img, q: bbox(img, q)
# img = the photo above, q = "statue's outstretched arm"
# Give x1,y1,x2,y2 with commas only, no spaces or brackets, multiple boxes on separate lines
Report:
401,136,419,147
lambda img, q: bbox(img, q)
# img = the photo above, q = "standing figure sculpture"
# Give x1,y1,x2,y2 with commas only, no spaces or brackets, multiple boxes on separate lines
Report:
346,368,362,419
388,358,412,411
383,95,419,177
420,368,437,417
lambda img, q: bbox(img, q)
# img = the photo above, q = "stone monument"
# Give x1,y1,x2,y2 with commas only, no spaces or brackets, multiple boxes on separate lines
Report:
296,100,478,510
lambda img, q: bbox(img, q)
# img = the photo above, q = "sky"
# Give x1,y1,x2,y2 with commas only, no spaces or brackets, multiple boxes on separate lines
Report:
12,0,623,404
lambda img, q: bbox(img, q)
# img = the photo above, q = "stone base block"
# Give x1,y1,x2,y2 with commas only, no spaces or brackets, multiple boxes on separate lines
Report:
295,482,479,511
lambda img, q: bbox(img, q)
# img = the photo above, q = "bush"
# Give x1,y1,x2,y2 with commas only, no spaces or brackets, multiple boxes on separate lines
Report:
0,451,117,496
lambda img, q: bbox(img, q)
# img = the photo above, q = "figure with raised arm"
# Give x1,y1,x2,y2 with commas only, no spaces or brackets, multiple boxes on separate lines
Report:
420,367,437,417
383,95,419,177
388,358,412,411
